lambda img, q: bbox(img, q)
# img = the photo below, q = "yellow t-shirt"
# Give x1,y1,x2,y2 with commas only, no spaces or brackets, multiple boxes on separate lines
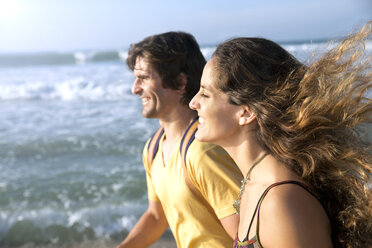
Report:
143,134,242,248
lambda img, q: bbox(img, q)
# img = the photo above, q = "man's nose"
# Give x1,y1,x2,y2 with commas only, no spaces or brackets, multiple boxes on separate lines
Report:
131,78,141,95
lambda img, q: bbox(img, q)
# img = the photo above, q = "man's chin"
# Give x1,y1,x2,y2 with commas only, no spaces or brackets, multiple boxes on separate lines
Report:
141,110,157,119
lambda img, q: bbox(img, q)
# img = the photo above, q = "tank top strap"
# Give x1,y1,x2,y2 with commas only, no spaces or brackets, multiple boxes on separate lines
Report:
244,180,314,242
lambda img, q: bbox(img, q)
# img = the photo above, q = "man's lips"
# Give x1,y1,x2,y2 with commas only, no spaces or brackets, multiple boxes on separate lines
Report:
141,97,150,104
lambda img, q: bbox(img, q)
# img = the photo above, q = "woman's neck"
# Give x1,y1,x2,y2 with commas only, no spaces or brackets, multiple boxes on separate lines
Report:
222,132,267,177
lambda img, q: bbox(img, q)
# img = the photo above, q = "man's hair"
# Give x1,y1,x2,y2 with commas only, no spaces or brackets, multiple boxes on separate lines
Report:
127,31,206,105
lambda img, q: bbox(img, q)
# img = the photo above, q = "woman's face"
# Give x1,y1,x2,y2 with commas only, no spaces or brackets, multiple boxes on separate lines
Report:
189,58,243,145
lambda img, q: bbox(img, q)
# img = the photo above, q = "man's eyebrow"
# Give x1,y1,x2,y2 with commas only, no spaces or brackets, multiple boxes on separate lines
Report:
135,73,149,79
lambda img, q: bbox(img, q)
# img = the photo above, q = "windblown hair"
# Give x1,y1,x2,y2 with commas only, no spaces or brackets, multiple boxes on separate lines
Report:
127,31,206,105
213,22,372,248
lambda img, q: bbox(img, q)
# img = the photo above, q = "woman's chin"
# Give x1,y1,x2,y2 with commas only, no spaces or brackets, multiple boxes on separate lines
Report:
195,131,209,142
195,131,218,144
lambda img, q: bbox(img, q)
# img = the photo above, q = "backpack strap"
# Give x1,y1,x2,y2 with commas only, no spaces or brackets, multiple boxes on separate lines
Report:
179,117,199,165
178,117,204,199
147,127,164,171
179,118,217,215
146,117,217,216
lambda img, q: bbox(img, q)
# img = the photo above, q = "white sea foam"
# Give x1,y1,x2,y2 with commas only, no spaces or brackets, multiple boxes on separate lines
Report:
0,77,132,101
112,183,124,192
118,50,128,61
0,182,8,189
0,62,133,101
0,203,145,237
74,51,95,64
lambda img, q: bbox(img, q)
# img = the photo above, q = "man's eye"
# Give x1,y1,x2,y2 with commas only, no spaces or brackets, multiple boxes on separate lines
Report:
138,75,148,80
201,93,209,98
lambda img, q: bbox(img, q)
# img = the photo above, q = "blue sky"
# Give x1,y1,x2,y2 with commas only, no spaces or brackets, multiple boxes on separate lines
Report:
0,0,371,52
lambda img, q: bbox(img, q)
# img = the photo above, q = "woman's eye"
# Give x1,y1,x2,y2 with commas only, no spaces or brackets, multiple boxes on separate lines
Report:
201,93,209,98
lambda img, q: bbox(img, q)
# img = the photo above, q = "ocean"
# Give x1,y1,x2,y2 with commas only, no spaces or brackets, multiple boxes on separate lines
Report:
0,40,370,247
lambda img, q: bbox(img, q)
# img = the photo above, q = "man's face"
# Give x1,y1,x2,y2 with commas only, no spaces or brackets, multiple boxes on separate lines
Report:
132,57,180,119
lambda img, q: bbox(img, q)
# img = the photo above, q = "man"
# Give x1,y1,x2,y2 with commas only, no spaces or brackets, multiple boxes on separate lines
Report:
117,31,242,248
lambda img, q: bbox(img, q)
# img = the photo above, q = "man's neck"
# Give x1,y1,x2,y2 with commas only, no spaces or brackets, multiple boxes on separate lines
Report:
159,108,197,144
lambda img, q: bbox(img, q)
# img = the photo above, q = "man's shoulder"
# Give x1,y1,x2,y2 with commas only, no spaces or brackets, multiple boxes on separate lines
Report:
186,140,241,193
187,140,232,164
142,137,152,155
188,140,223,154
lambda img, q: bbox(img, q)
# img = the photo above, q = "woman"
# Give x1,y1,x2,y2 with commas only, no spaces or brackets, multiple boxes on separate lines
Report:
189,22,372,248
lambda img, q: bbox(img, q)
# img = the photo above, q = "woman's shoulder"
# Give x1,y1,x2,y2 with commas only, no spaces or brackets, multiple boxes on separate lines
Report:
258,182,332,247
261,182,324,216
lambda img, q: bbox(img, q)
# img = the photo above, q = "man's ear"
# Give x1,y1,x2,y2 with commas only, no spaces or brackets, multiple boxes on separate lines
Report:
177,73,187,92
238,106,256,125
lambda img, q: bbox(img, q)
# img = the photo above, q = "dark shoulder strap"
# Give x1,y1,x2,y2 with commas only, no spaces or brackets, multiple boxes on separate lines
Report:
179,117,217,215
146,117,217,216
146,115,197,171
147,128,164,171
245,180,313,242
179,117,199,164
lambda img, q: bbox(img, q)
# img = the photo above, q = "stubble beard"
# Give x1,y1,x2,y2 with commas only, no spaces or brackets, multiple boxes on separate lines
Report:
141,103,157,119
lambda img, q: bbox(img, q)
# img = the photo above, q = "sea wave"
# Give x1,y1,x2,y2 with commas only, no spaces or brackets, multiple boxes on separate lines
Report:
0,77,131,101
0,204,145,246
0,47,215,67
0,50,126,67
0,63,134,101
0,41,371,68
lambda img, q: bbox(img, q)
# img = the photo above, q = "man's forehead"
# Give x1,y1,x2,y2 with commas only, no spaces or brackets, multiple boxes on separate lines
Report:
134,57,152,72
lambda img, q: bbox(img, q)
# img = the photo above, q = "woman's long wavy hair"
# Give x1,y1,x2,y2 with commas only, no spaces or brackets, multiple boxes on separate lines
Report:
213,22,372,248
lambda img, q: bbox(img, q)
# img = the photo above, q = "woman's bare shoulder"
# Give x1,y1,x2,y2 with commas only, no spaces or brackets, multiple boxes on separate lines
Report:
258,183,333,248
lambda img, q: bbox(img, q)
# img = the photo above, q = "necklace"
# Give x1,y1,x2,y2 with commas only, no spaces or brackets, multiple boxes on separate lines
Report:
233,152,269,214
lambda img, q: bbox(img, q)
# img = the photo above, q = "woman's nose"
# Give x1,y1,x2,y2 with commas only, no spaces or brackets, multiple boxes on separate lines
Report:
189,94,200,110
